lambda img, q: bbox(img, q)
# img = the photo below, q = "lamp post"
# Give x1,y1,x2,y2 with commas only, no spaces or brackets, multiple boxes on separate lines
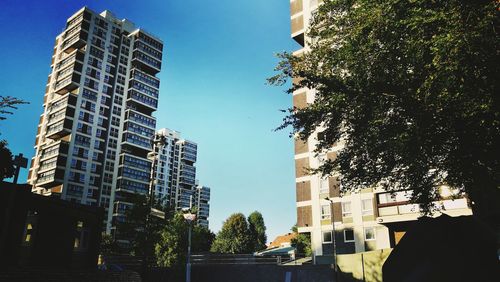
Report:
325,197,338,281
183,196,196,282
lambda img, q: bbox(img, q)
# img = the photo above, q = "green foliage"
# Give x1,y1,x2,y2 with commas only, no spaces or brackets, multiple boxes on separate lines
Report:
248,211,267,252
100,233,119,256
0,96,28,121
269,0,500,213
155,212,214,267
290,225,312,256
211,213,252,254
116,194,169,262
0,141,14,180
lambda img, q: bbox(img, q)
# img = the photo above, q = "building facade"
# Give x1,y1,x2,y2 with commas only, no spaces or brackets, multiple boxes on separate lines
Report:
150,128,210,228
289,0,472,264
195,185,211,228
28,7,163,234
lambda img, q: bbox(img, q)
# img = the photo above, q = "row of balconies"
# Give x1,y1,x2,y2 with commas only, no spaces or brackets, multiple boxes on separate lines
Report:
127,89,158,112
132,50,161,75
35,141,69,187
54,73,81,94
61,29,88,54
126,109,157,129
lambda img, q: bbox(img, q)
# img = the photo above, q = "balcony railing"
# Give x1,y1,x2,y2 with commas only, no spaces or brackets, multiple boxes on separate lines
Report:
54,73,80,94
132,50,161,75
61,30,87,53
46,119,72,140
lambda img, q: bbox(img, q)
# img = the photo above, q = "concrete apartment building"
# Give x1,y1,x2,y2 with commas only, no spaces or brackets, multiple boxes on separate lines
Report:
150,128,211,228
28,7,163,234
289,0,472,263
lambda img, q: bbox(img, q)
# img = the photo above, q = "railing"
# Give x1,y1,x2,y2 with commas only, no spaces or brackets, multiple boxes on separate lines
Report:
190,254,287,265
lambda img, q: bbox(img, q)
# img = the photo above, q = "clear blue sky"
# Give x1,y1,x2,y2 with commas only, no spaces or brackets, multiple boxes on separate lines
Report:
0,0,298,242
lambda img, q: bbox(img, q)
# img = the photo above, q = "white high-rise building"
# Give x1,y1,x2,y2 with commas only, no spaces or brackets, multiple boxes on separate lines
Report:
28,7,163,234
289,0,472,264
150,128,210,227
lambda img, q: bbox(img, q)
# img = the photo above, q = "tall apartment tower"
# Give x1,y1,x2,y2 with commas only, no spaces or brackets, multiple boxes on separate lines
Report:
150,128,210,227
28,7,163,234
289,0,471,264
195,185,211,228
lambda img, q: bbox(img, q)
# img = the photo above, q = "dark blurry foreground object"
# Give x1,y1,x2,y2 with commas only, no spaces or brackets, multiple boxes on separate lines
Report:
0,183,103,270
383,214,499,282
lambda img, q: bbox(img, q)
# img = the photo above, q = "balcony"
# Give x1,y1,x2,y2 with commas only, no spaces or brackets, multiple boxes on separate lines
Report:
36,168,64,188
54,73,80,94
127,90,158,112
115,179,149,195
376,191,471,224
181,152,197,163
125,109,156,130
39,141,69,161
46,118,73,140
131,50,161,75
122,132,153,151
61,30,88,53
120,153,152,173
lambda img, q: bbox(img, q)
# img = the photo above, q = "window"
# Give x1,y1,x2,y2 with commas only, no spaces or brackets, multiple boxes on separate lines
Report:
342,202,352,217
69,171,76,181
79,174,85,183
364,227,376,241
319,178,329,194
22,212,37,246
74,221,89,251
322,231,332,243
321,204,331,220
362,199,373,216
344,229,355,242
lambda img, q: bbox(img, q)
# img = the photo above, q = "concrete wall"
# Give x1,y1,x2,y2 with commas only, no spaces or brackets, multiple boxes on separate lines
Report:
191,264,334,282
336,249,392,282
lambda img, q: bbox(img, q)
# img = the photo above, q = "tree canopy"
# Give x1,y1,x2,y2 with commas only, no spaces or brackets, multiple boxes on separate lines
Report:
290,225,311,256
116,194,170,262
211,213,252,254
155,212,214,267
269,0,499,213
0,96,28,121
248,211,267,251
0,141,14,180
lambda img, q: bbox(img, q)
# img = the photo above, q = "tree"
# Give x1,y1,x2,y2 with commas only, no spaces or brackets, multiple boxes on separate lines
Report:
0,141,14,180
290,225,312,256
116,194,169,262
100,233,119,256
155,212,215,267
211,213,252,254
0,96,28,121
247,211,267,251
269,0,499,214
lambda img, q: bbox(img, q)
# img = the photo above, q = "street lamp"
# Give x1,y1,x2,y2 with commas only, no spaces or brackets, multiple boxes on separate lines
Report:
182,199,196,282
324,197,338,281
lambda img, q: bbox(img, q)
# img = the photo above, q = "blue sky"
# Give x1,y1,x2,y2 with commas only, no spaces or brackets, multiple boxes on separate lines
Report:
0,0,298,241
